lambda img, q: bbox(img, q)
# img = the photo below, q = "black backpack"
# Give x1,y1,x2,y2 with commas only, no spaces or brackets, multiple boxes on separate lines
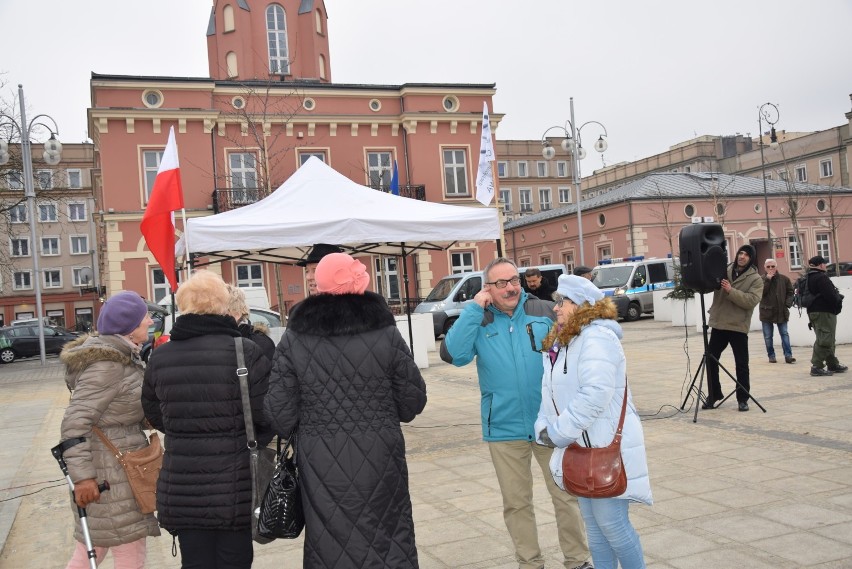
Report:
793,272,818,310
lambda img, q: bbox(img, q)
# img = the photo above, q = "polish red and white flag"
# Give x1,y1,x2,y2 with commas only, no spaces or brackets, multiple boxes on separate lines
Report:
141,126,184,292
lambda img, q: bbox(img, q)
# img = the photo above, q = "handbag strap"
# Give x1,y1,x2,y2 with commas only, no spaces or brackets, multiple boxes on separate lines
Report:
91,426,123,458
234,337,258,450
612,379,629,444
550,377,630,446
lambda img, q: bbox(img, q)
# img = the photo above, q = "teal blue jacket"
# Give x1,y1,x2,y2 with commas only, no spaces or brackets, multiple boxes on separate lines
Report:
440,291,554,441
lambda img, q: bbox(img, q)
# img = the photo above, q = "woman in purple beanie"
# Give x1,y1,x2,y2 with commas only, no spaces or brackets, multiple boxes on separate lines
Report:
58,290,160,568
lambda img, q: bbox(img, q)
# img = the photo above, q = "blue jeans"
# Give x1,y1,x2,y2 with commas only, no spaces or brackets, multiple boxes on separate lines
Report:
578,497,645,569
762,321,792,359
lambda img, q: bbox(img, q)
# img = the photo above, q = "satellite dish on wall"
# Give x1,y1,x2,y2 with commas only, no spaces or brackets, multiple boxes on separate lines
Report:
79,267,94,286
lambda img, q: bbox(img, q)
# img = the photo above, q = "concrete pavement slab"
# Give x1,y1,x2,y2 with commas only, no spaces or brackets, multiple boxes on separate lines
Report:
1,318,850,568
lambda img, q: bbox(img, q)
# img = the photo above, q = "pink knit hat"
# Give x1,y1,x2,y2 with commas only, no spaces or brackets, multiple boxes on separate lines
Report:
315,253,370,295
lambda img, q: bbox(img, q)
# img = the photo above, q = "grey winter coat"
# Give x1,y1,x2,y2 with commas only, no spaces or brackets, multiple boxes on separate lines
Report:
265,291,427,569
59,334,160,546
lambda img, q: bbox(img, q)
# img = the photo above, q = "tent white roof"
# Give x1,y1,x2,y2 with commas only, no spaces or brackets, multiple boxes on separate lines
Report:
177,157,500,265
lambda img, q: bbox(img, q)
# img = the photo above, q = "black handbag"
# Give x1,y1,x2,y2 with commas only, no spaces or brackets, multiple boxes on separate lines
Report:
235,337,277,545
257,435,304,539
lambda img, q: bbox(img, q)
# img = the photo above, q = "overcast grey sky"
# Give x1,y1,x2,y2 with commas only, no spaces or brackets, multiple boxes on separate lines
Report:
2,0,850,166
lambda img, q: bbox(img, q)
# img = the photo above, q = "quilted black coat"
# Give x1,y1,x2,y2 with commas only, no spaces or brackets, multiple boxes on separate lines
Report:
142,313,272,532
265,291,427,569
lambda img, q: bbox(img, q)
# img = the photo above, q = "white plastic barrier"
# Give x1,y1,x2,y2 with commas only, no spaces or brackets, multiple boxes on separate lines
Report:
395,313,432,369
691,275,851,347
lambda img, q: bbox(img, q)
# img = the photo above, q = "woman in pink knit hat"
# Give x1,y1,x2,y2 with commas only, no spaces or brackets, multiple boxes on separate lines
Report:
265,252,427,568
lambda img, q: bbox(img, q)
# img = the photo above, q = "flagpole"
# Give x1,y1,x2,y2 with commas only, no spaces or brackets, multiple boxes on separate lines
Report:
180,207,190,274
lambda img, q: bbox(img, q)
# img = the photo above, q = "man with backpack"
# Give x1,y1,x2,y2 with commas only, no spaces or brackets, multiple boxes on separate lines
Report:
803,256,847,377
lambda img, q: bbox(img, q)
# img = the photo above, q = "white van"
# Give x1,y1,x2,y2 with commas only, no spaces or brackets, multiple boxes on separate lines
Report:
414,264,567,338
591,256,675,321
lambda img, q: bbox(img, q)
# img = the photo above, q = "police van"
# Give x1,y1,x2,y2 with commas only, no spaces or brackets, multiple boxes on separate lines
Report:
591,256,675,321
414,264,567,338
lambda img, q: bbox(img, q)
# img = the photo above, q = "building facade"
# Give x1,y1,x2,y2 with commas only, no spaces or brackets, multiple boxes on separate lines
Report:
89,0,500,314
1,143,99,329
504,172,852,277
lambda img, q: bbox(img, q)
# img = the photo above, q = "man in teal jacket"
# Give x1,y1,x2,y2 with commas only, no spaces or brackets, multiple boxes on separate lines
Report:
441,257,591,569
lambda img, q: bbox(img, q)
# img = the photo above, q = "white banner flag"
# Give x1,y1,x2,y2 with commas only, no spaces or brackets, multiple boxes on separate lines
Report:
475,101,495,206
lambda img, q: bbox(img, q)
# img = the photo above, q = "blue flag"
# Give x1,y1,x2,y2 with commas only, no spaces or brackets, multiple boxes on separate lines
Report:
390,160,399,195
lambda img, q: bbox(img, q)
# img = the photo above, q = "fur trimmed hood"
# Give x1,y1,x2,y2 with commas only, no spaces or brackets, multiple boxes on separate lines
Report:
60,334,137,391
288,291,395,336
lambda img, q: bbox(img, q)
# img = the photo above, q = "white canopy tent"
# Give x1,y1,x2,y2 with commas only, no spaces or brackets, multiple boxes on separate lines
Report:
175,157,501,349
177,157,500,264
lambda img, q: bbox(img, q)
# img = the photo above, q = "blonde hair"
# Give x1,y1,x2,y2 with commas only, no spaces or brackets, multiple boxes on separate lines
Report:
175,270,230,315
225,284,249,319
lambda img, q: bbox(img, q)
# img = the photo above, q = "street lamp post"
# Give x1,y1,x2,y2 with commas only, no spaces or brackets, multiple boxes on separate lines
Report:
541,97,608,266
758,102,780,247
0,85,63,364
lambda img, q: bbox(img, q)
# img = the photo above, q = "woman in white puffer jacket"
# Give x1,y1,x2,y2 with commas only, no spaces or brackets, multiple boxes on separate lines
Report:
535,275,652,569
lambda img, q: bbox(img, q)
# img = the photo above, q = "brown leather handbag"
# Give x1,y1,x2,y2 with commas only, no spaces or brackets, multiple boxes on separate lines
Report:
93,426,163,514
559,381,629,499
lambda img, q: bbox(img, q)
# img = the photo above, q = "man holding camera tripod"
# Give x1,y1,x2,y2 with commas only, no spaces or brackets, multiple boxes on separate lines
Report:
703,244,763,412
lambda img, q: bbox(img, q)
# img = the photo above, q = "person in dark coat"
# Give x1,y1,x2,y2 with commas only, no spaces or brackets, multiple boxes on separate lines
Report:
226,284,276,360
142,270,272,569
759,258,795,364
265,252,427,569
524,267,556,301
804,255,847,376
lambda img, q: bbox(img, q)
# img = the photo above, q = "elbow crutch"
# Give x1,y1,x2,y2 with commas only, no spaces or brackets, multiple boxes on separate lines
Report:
51,438,110,569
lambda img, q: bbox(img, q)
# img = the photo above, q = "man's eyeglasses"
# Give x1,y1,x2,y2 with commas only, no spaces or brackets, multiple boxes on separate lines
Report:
486,276,521,288
765,265,777,269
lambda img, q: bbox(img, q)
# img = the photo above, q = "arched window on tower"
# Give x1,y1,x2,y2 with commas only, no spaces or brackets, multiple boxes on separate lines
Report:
223,5,235,32
319,54,326,80
226,51,238,78
315,8,324,35
266,4,289,75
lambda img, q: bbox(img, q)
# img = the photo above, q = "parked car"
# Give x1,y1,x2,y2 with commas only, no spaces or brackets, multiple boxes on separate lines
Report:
147,307,284,360
414,264,568,338
0,325,80,364
826,261,852,276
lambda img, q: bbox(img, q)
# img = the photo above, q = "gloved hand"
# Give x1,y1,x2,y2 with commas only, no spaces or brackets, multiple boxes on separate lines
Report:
539,428,556,448
74,478,101,508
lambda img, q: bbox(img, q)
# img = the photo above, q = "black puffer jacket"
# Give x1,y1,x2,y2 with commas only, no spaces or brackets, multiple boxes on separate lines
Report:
142,313,272,532
265,291,427,569
806,268,844,315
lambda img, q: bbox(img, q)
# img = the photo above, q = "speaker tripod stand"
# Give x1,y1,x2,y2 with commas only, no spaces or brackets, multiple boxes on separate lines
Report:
681,293,766,423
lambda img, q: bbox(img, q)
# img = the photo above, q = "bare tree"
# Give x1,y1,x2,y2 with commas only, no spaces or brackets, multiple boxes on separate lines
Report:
647,180,677,255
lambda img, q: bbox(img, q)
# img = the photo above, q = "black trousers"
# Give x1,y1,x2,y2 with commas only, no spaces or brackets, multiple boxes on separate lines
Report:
705,328,750,403
177,528,253,569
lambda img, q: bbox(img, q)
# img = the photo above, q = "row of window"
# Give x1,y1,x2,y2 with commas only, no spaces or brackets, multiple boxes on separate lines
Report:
762,158,834,183
149,257,402,305
7,266,93,291
499,187,573,213
496,160,571,179
0,308,93,331
9,235,90,258
6,202,88,224
3,169,83,190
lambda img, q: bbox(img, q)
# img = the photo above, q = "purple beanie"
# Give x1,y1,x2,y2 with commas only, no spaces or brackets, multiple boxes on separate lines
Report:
97,291,148,335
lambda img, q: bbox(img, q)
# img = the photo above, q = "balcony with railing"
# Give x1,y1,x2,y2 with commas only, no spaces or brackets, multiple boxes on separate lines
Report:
212,187,267,213
368,184,426,201
213,182,427,213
